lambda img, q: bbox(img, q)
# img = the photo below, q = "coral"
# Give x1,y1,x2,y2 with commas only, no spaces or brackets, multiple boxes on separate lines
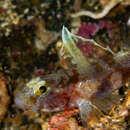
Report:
0,0,73,36
77,21,117,55
48,109,84,130
35,19,60,51
71,0,122,19
0,1,129,129
0,0,24,36
0,74,10,121
41,0,74,31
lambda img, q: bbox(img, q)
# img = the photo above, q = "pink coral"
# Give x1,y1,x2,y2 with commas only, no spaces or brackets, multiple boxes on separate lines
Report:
77,21,117,55
48,109,79,130
99,21,117,37
77,42,94,55
78,22,99,36
77,22,98,55
85,23,99,36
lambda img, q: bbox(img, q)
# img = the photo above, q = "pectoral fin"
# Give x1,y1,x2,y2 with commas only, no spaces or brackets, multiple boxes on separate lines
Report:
92,93,121,114
77,99,103,128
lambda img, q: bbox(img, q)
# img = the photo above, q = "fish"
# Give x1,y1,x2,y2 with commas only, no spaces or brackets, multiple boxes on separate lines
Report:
15,26,130,127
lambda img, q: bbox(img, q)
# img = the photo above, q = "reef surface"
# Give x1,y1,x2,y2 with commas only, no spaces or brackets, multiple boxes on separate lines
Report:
0,0,130,129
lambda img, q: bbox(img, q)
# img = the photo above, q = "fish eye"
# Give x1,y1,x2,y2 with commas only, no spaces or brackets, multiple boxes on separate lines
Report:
35,83,50,96
26,78,50,96
39,86,47,93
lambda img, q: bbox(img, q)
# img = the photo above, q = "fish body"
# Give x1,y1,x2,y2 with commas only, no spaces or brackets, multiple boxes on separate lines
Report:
15,27,130,126
15,69,123,112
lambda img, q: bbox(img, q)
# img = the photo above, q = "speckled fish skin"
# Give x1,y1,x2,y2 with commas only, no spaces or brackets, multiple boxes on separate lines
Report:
15,68,124,111
15,27,130,125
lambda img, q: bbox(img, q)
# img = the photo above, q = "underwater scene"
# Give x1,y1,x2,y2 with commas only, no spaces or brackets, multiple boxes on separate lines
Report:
0,0,130,129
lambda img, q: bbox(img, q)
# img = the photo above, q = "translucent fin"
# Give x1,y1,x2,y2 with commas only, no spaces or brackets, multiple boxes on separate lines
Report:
114,51,130,69
62,26,115,78
92,71,122,113
92,93,121,114
77,99,103,128
62,26,94,76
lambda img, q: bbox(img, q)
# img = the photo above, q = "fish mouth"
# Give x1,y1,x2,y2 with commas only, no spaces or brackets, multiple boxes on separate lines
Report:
41,107,62,112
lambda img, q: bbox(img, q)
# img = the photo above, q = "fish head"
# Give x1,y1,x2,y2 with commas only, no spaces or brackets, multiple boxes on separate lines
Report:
15,76,76,112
